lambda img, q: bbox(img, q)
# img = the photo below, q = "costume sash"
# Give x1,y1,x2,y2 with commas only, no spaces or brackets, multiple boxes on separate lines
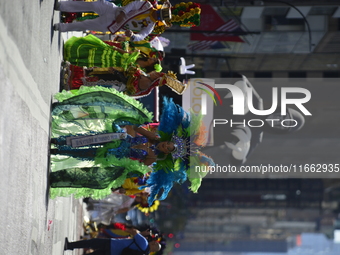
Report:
108,1,153,34
66,133,128,147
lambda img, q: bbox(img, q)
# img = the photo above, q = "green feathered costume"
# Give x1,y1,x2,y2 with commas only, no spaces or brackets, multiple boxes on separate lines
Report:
64,34,139,69
49,86,153,199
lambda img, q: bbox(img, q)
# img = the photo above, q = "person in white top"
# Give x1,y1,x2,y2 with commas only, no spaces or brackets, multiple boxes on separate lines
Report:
53,0,171,41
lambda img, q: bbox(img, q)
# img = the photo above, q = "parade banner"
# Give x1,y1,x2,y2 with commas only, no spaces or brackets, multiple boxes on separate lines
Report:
66,133,127,147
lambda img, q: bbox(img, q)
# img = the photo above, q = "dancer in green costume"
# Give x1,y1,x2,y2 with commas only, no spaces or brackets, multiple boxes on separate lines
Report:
63,34,140,69
50,86,154,199
49,86,177,199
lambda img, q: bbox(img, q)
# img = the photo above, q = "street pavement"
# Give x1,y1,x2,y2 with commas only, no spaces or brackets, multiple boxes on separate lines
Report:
0,1,85,254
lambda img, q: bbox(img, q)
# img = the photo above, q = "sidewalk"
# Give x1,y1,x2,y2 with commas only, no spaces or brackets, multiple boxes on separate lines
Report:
52,29,86,255
50,197,84,255
61,31,85,42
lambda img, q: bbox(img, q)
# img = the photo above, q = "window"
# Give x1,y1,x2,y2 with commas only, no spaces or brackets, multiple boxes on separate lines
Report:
288,72,307,78
220,71,243,78
323,71,340,78
254,71,272,78
263,7,289,16
309,6,337,16
264,15,305,31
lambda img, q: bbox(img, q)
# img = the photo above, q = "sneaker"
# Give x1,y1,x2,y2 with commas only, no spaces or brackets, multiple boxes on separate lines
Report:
64,237,72,251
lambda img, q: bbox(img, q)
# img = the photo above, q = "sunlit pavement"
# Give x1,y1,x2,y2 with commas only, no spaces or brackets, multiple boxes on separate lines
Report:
0,1,85,254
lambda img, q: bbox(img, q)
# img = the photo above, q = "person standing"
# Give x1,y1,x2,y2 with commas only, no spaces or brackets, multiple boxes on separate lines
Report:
53,0,172,41
64,228,161,254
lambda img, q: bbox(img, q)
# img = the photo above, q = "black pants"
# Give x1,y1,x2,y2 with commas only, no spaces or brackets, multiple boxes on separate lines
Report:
51,147,98,158
68,238,111,255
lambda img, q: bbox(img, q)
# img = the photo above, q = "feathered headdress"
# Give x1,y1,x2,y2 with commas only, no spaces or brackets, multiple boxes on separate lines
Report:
142,97,215,204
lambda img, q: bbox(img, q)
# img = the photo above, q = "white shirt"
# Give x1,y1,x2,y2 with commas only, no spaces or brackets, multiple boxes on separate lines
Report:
120,1,156,41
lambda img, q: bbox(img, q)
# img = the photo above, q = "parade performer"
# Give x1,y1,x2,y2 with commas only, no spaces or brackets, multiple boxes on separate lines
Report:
63,34,140,69
49,90,210,199
114,1,202,37
63,64,186,97
54,1,201,41
98,223,164,249
64,228,161,254
64,34,162,72
53,0,173,41
49,88,183,198
140,97,216,205
103,37,165,72
63,64,163,97
49,87,155,199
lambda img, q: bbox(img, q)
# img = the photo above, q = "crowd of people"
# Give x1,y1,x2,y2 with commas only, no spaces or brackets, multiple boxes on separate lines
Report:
50,1,214,254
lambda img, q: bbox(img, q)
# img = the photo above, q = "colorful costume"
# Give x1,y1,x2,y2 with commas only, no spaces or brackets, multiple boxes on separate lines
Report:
64,64,128,90
170,2,201,27
49,89,212,201
141,97,215,205
63,36,163,90
112,1,202,37
128,40,164,62
63,64,163,97
104,39,164,71
63,35,139,69
107,1,159,40
116,1,202,38
55,1,201,40
50,87,154,199
55,0,168,41
64,64,187,97
56,0,124,33
121,177,147,195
